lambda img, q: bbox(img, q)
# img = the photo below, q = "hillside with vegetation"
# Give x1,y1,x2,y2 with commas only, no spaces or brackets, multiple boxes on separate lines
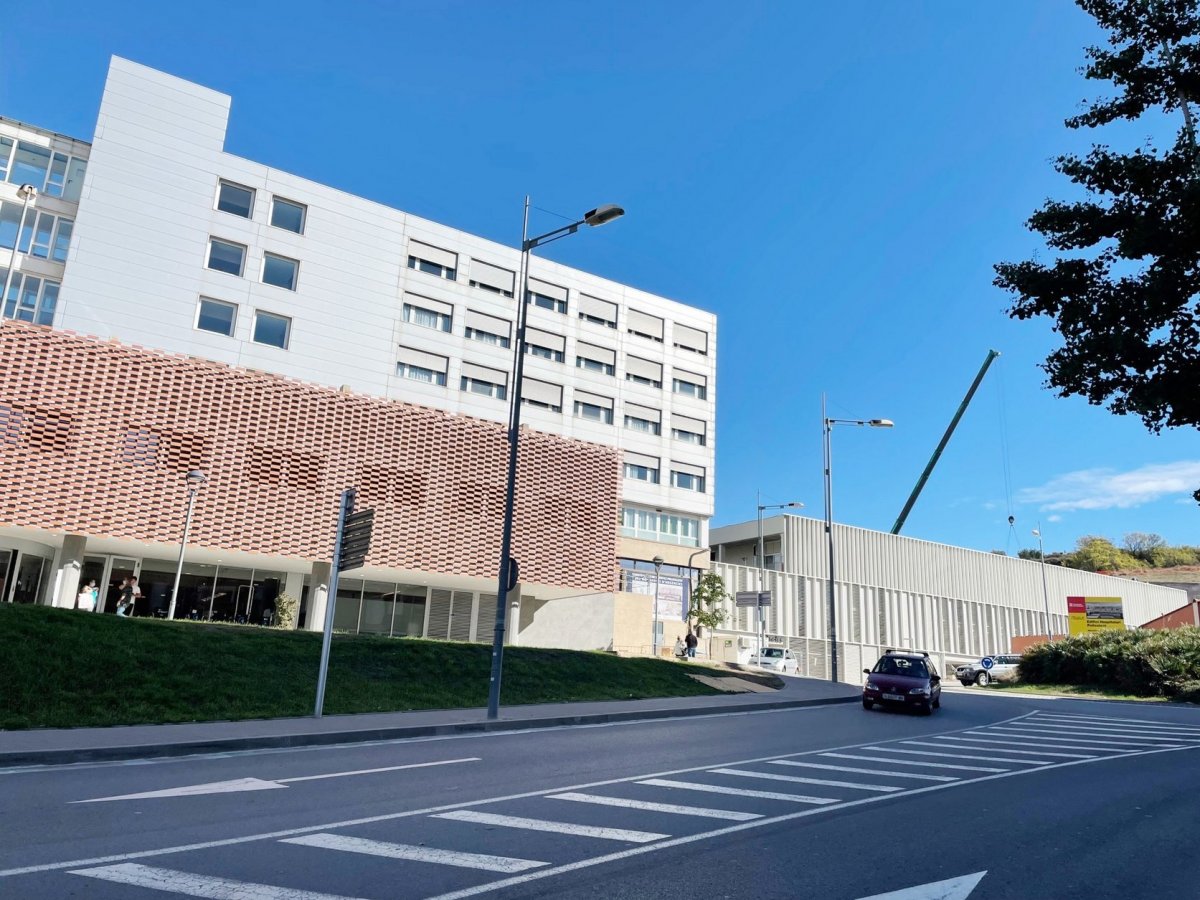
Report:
1018,533,1200,575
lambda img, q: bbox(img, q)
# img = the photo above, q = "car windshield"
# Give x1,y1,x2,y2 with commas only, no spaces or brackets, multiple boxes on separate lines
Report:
760,648,783,658
873,657,927,678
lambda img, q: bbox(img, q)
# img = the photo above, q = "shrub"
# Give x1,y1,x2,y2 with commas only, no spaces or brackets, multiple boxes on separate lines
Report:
274,592,299,630
1019,627,1200,700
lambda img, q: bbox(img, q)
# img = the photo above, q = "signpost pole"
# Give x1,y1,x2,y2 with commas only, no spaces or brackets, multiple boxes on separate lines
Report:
314,488,354,718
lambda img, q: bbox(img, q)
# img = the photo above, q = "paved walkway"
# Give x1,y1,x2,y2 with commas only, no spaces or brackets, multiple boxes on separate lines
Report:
0,674,860,767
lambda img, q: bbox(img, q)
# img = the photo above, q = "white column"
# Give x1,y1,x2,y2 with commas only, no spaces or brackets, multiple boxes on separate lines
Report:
53,535,87,608
305,561,331,632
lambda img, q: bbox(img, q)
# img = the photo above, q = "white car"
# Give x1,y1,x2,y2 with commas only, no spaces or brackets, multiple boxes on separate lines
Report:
748,646,799,674
956,654,1021,686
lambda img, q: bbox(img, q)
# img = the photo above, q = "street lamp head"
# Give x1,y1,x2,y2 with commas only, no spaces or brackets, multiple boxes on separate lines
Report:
786,501,804,508
186,470,207,487
583,204,624,227
652,555,664,571
17,184,37,201
1031,529,1041,538
868,419,894,428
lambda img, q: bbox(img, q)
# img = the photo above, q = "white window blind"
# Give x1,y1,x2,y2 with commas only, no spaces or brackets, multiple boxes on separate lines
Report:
626,356,663,381
673,368,707,388
624,451,660,470
624,402,661,423
461,362,507,385
672,461,706,478
673,323,709,354
470,260,515,294
405,293,453,318
576,342,616,366
396,346,448,373
673,413,706,435
522,377,562,407
627,308,664,339
409,240,457,270
528,277,567,303
525,327,565,354
579,294,618,324
465,309,511,337
574,390,613,410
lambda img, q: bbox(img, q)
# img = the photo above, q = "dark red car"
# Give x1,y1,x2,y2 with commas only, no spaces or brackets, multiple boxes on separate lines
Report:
862,650,941,715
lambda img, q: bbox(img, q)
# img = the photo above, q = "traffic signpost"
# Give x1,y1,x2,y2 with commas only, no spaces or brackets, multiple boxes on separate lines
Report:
735,591,772,658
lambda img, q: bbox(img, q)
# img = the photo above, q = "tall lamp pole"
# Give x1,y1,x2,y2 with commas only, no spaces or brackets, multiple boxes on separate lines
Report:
167,470,207,620
2,184,37,309
823,395,892,683
1032,525,1053,643
486,200,624,720
651,555,665,657
756,493,803,658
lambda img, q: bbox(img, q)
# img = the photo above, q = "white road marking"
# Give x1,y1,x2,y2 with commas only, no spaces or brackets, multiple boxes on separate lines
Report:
281,833,546,873
926,734,1099,758
964,729,1148,750
548,792,761,821
707,768,901,792
433,810,669,843
997,725,1183,744
72,757,481,803
874,747,1053,766
824,752,1008,773
855,869,987,900
980,728,1173,747
637,778,839,804
1033,713,1200,732
69,862,364,898
770,760,956,782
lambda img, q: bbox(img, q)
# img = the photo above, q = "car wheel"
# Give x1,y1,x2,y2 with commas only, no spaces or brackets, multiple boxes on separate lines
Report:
959,679,973,687
919,700,933,716
862,699,873,711
932,695,940,709
975,671,991,687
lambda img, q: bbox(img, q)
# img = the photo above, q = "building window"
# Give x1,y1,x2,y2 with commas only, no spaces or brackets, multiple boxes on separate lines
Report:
196,297,237,336
1,141,86,200
216,180,255,218
0,203,72,263
396,346,449,386
626,308,665,342
527,344,562,362
671,469,705,492
620,506,700,547
672,370,707,400
672,426,706,446
576,342,616,376
0,137,11,182
623,454,660,484
262,253,299,290
460,365,507,400
577,356,614,375
573,392,614,424
578,294,617,329
466,326,509,348
408,240,457,281
624,414,660,435
470,260,516,297
672,414,707,446
625,355,663,389
521,377,563,413
0,269,58,326
270,197,306,234
523,326,565,363
253,310,291,349
403,298,452,332
673,323,709,355
207,238,246,276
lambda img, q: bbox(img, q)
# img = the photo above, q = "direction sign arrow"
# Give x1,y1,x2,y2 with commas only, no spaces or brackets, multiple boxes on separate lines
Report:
73,757,479,803
856,871,986,900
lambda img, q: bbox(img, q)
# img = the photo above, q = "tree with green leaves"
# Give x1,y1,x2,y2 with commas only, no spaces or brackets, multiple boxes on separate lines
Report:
687,571,729,655
994,0,1200,503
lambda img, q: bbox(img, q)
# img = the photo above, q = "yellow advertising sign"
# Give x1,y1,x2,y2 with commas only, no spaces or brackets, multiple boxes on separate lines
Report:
1067,596,1124,635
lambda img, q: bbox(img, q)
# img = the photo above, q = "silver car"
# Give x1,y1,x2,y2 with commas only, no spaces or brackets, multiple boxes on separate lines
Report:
748,646,799,674
956,654,1020,686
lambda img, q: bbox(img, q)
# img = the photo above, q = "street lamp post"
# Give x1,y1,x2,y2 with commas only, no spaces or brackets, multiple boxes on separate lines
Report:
2,184,38,310
823,395,892,683
756,493,803,658
1032,525,1053,643
651,555,665,658
486,199,624,720
167,470,207,620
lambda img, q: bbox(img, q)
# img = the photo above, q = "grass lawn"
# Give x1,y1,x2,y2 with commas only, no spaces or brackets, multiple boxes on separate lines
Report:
987,682,1171,703
0,603,723,730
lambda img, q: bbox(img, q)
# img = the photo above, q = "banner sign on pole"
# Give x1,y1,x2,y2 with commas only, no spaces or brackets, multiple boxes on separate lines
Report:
1067,596,1124,635
626,571,687,621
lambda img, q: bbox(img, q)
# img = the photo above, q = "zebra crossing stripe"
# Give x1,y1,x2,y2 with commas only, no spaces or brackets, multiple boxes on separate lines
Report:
281,833,547,873
920,737,1094,759
433,810,668,843
769,760,955,782
823,752,1009,773
548,792,761,821
637,778,839,804
706,768,900,792
69,863,363,899
868,746,1053,766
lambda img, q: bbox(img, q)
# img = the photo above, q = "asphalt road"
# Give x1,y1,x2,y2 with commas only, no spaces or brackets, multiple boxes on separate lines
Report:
2,690,1198,899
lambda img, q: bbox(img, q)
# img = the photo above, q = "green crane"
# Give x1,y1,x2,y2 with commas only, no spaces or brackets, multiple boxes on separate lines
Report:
891,349,1000,535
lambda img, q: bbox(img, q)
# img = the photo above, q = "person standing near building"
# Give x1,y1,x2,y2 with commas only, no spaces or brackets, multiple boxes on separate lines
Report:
76,579,98,612
685,629,698,659
116,577,133,616
673,635,686,659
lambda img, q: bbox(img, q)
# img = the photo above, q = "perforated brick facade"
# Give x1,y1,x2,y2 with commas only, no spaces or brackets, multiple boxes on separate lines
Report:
0,322,620,593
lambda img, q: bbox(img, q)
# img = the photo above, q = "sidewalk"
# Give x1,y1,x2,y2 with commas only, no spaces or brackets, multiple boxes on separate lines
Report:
0,675,860,768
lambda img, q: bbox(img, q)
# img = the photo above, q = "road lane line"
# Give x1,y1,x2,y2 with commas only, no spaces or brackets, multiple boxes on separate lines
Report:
1032,713,1200,732
768,760,955,782
432,810,668,843
878,747,1053,765
69,862,364,899
637,778,839,803
823,752,1008,773
980,728,1169,747
707,768,900,792
925,737,1094,758
278,757,480,783
548,792,761,821
281,834,546,873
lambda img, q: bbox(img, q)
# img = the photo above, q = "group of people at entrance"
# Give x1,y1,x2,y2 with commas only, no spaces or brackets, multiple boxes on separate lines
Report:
75,576,141,615
673,630,699,659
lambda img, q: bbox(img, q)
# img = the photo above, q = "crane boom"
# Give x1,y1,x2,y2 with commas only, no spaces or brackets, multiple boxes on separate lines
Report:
891,349,1001,535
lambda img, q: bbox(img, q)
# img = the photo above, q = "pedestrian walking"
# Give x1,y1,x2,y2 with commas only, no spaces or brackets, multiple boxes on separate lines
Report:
76,579,98,612
685,629,698,659
673,635,686,659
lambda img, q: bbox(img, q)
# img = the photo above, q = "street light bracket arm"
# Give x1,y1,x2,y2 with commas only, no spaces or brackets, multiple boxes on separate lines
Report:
523,220,584,252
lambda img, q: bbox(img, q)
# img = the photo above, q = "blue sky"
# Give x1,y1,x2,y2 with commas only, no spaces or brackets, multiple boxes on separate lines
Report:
3,1,1196,555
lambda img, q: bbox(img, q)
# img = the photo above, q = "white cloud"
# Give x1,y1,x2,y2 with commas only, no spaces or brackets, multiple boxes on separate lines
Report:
1018,461,1200,512
1047,514,1063,523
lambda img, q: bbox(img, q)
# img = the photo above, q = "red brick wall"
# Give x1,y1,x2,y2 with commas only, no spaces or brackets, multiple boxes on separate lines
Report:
1140,602,1200,630
0,322,620,592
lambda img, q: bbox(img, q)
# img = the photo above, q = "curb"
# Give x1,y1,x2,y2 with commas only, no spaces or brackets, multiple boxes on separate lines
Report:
0,694,859,768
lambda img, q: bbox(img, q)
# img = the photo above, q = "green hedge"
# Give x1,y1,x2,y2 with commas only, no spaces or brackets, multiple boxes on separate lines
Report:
1018,627,1200,700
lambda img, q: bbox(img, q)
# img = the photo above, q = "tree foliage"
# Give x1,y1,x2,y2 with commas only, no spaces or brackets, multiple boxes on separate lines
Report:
1063,535,1144,572
994,0,1200,503
688,571,730,637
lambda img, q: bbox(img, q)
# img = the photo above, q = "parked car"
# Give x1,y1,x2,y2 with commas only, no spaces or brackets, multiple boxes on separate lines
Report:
862,650,941,715
955,654,1021,686
748,646,799,674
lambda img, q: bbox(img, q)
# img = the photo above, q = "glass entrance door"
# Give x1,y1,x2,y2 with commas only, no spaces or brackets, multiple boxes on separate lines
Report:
100,557,140,615
0,549,14,603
